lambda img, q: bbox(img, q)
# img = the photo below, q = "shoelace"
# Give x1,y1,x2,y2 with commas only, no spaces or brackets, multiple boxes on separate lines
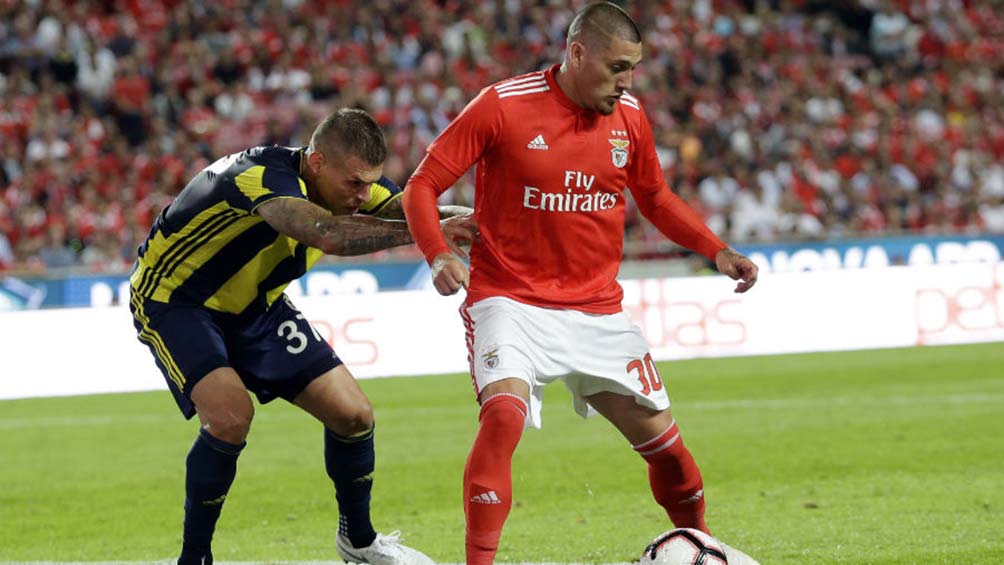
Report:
376,530,403,545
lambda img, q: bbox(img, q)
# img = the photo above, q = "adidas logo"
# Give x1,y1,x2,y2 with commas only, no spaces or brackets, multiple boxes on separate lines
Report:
527,134,548,150
470,490,502,504
678,489,704,505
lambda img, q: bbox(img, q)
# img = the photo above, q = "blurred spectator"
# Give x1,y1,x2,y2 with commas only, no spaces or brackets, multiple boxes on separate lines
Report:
214,82,255,120
731,168,780,241
870,1,912,61
0,231,13,269
80,230,126,271
980,196,1004,233
76,40,116,104
38,224,76,270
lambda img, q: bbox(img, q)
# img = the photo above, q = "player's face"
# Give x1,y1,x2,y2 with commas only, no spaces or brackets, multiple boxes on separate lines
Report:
578,37,642,115
311,152,383,215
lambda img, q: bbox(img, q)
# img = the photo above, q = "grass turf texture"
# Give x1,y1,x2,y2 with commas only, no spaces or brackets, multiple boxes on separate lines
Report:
1,343,1002,564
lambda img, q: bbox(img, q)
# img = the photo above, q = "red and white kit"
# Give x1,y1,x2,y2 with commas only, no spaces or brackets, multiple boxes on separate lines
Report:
461,296,669,428
407,65,726,417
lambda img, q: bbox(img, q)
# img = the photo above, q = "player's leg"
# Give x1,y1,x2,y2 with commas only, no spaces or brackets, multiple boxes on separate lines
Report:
585,392,709,534
243,295,428,563
461,298,555,565
292,365,377,550
181,368,254,564
129,293,245,565
464,378,530,565
560,309,709,536
292,365,434,565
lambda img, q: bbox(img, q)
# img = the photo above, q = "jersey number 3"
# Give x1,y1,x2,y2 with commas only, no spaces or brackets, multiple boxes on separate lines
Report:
627,353,663,396
278,314,322,354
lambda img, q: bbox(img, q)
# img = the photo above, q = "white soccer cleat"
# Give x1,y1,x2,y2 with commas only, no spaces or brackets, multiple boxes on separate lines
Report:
719,540,760,565
337,530,435,565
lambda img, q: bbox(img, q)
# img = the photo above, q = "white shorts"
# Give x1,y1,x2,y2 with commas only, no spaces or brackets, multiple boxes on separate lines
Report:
460,296,670,429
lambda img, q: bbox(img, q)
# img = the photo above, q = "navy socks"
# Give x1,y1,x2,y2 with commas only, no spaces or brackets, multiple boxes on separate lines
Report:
324,427,377,549
178,429,245,564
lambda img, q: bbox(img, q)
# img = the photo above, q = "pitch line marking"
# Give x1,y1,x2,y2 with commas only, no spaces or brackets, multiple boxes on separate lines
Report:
2,393,1002,430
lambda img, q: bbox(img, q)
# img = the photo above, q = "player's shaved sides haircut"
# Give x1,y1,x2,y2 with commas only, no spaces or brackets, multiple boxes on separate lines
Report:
567,2,641,48
309,108,388,166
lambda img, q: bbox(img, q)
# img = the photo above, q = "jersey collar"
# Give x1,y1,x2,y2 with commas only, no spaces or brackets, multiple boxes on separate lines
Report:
546,63,589,115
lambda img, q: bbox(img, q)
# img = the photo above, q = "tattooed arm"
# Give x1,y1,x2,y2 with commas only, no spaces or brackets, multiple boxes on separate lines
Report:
375,195,473,221
257,197,414,256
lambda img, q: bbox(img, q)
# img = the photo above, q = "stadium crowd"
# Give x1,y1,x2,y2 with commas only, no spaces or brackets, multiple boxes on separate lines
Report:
1,0,1003,272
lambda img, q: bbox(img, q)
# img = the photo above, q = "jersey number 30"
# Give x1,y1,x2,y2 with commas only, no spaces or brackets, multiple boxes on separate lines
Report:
627,353,663,396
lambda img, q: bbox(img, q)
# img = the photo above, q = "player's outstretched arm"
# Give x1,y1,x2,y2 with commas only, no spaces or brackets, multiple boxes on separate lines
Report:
258,197,413,255
374,195,473,221
715,247,759,293
258,198,476,257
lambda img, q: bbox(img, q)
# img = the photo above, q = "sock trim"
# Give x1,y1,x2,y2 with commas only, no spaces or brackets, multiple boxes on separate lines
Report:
632,420,680,456
480,392,528,418
198,428,246,456
325,426,375,444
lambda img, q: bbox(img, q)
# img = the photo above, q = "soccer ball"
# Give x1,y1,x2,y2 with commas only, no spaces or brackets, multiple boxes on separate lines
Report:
640,528,728,565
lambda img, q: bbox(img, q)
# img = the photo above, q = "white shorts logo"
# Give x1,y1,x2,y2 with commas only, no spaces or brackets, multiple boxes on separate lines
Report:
483,348,500,369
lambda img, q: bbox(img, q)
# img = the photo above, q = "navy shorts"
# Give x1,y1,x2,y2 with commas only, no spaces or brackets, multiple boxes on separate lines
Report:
129,292,341,419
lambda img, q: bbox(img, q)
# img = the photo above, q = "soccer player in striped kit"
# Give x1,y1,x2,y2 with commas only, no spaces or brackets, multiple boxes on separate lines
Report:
129,108,473,565
403,3,760,564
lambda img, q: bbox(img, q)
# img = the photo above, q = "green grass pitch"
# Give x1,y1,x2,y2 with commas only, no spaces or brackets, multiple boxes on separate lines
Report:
1,343,1002,564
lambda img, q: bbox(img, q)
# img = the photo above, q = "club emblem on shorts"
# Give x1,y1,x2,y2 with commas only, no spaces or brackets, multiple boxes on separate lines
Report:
483,348,500,369
609,138,629,168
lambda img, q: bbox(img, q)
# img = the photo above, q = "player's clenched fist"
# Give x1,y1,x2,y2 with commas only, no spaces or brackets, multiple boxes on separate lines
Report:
715,247,759,293
430,252,469,295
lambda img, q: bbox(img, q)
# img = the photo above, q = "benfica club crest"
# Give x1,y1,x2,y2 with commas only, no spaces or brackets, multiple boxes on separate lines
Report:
483,348,500,369
609,138,629,168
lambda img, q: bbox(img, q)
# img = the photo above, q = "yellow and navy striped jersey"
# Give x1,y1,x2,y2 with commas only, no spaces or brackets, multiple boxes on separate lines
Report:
130,146,401,314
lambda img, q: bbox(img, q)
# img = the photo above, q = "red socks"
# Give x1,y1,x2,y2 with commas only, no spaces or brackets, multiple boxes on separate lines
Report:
463,393,527,565
463,401,706,563
634,420,710,535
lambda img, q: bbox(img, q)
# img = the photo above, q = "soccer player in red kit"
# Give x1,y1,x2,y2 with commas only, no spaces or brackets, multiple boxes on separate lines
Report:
403,3,760,564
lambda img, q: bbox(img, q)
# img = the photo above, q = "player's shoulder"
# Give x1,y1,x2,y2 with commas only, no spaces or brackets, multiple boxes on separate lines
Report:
616,91,643,115
241,145,302,173
613,91,648,136
487,69,551,102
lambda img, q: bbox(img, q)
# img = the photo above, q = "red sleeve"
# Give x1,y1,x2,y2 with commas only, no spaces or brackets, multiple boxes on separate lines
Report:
628,110,727,261
402,154,462,263
403,87,501,264
425,86,502,177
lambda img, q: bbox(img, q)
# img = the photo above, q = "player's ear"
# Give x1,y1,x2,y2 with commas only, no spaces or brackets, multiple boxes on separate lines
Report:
308,150,326,172
568,41,585,69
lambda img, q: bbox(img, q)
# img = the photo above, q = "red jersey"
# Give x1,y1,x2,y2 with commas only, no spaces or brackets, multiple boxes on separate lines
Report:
405,64,725,314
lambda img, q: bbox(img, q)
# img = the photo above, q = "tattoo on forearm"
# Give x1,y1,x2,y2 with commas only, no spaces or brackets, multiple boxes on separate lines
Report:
314,216,414,256
259,198,414,256
339,233,412,255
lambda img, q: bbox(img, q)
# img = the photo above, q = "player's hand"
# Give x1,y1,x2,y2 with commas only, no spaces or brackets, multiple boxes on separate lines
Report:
430,252,470,296
715,247,759,293
439,213,478,260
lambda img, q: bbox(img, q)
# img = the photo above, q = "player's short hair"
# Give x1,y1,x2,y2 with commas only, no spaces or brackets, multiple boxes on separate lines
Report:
567,2,641,48
309,108,387,166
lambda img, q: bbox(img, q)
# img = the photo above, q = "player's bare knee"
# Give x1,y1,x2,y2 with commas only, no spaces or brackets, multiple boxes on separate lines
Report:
201,402,254,444
328,399,374,436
